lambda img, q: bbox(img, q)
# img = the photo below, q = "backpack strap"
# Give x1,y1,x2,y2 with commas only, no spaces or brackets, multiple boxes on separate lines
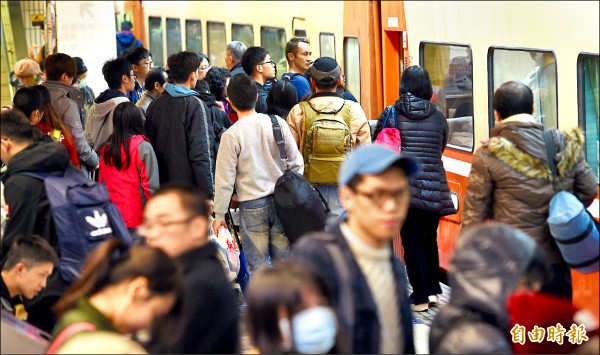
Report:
268,114,290,170
304,99,346,115
313,233,355,345
381,105,398,129
46,322,97,354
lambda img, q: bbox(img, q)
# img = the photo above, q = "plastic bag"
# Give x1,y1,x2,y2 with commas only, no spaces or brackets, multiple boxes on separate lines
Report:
217,226,241,278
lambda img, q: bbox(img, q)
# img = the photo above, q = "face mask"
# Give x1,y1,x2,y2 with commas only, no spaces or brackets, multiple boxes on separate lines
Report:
292,306,337,354
78,79,87,88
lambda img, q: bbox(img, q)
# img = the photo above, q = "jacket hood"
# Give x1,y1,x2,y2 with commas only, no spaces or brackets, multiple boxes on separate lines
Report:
91,92,129,117
95,89,127,104
488,125,584,180
116,32,136,45
4,142,70,180
395,92,437,119
43,81,85,108
164,83,199,98
447,223,537,326
197,92,218,108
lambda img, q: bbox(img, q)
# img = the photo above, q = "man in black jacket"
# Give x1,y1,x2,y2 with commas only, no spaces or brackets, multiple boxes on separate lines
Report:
1,109,70,332
288,145,418,354
141,184,239,354
145,51,215,200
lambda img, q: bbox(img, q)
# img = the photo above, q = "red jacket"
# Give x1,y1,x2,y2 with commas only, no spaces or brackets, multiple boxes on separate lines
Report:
99,135,151,228
37,122,81,168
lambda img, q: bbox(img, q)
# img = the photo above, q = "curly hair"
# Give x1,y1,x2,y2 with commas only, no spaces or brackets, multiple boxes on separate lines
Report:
205,67,230,101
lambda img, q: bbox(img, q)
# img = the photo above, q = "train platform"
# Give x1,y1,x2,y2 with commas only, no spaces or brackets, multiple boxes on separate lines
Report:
240,282,451,354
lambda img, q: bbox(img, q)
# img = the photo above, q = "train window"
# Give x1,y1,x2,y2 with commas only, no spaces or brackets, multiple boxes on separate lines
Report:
343,36,361,104
148,17,164,67
295,29,307,37
320,32,335,59
232,23,254,49
207,21,226,67
166,18,182,56
420,42,474,152
577,53,599,181
185,19,202,53
260,26,287,80
489,48,558,130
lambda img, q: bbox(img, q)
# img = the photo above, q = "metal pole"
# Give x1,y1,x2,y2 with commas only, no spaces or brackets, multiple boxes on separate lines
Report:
1,24,14,100
45,0,55,55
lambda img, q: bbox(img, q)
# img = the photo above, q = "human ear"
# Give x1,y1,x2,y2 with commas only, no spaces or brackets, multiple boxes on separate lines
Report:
128,276,150,302
338,185,354,211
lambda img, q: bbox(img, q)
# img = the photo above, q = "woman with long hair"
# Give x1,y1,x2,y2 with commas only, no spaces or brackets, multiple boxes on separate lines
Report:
245,261,348,354
32,85,81,168
373,65,456,312
99,102,159,231
48,239,184,353
265,80,299,119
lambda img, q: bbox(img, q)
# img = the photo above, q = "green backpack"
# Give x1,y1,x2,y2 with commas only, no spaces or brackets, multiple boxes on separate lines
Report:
300,100,352,184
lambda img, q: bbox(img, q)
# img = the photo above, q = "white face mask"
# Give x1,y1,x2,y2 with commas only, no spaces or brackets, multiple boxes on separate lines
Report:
291,306,337,354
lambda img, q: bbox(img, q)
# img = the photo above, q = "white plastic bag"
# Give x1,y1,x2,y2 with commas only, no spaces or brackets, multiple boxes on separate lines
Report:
217,226,241,279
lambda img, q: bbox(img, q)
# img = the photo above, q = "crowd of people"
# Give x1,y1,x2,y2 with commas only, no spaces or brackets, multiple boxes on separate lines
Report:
1,33,598,355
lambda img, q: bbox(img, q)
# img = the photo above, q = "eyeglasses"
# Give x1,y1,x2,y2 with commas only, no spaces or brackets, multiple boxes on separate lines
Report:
140,60,154,67
259,60,275,66
199,65,210,71
129,73,137,79
137,214,200,234
352,188,408,207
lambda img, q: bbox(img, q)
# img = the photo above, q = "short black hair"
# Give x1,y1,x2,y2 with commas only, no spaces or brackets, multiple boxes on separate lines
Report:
0,109,34,143
151,183,209,218
13,87,43,119
265,80,298,118
3,235,58,270
400,65,433,100
167,51,200,84
227,74,257,111
194,79,210,94
241,47,268,76
205,67,228,101
144,67,167,91
492,81,534,119
102,57,133,90
122,46,152,65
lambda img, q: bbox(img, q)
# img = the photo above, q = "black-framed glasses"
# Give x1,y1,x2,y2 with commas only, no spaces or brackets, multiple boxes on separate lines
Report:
352,188,408,207
259,60,275,66
129,73,137,79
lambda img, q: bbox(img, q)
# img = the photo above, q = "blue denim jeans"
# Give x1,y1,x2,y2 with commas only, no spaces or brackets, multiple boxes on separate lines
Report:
239,195,289,275
315,184,345,225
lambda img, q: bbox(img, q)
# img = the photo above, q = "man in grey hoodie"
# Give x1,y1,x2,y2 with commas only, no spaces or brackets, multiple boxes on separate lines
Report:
85,58,135,151
42,53,98,175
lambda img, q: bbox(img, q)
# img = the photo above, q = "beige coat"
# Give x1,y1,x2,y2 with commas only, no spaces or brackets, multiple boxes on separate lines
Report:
463,118,597,263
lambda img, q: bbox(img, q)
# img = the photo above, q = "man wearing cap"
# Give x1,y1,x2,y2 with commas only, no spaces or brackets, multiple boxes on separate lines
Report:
286,56,371,221
12,59,42,88
288,144,417,354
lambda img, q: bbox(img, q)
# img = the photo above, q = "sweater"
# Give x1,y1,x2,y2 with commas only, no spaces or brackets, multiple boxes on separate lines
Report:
213,113,304,221
340,223,403,354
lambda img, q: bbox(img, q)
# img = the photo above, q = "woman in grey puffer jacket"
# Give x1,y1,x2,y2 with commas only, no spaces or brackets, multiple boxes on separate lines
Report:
373,66,456,311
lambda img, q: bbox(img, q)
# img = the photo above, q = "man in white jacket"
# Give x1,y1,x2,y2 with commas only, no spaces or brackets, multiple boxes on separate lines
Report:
85,58,135,151
212,74,303,275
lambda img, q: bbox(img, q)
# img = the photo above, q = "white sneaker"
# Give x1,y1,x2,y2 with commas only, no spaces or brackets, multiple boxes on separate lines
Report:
428,295,440,305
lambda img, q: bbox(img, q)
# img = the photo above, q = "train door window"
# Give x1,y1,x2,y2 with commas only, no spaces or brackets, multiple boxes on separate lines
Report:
148,17,164,67
489,48,558,130
186,19,202,53
207,21,226,67
166,18,182,56
577,53,599,181
343,36,361,104
295,29,307,37
421,42,474,152
320,32,335,59
232,23,254,49
260,26,286,80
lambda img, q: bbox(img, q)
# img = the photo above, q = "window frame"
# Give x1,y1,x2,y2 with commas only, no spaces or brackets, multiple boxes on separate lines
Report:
231,23,254,48
420,41,475,153
319,32,336,59
487,46,559,132
147,16,164,67
165,17,182,56
343,35,361,104
185,18,203,53
294,29,307,37
576,52,600,182
260,25,287,80
207,21,227,67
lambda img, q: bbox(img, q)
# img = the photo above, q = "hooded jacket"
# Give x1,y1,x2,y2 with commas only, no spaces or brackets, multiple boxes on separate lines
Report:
373,93,456,216
85,89,130,151
429,224,538,354
462,117,597,263
145,83,215,197
116,31,142,57
43,81,98,170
